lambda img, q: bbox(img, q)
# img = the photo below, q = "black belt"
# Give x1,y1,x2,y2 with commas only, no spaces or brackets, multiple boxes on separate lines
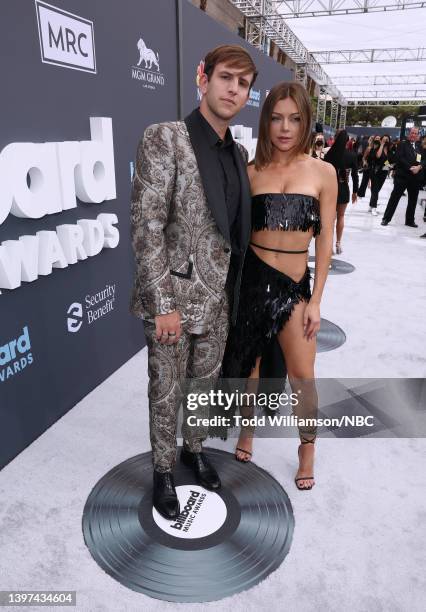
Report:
250,241,308,254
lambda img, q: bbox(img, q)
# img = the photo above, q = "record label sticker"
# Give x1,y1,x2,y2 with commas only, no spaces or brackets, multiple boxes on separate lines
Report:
153,485,227,538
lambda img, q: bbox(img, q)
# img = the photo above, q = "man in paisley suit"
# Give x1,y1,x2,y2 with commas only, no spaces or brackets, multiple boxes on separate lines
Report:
130,45,257,518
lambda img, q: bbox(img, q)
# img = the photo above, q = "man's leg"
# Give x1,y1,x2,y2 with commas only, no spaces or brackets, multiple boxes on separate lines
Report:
405,183,420,225
143,320,191,472
178,302,229,490
382,180,406,224
181,302,230,451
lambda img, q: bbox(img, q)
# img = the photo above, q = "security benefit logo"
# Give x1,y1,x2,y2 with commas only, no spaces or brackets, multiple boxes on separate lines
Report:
0,118,119,293
0,327,33,383
131,36,165,90
153,485,227,539
35,0,96,73
67,283,116,333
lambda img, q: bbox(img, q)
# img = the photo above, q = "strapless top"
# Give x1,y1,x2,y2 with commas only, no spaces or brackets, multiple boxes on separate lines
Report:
251,193,321,237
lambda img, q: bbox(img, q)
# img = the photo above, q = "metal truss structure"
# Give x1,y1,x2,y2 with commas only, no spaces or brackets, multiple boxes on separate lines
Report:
338,104,347,128
294,63,308,86
230,0,345,101
312,47,426,64
340,89,426,99
347,99,426,106
332,74,426,86
316,85,327,123
270,0,426,18
330,98,339,128
230,1,425,122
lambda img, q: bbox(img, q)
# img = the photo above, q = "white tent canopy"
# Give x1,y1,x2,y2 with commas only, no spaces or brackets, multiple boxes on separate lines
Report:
286,8,426,100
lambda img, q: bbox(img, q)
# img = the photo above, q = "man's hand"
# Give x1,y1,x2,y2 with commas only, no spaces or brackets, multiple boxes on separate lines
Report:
410,165,421,174
155,310,182,344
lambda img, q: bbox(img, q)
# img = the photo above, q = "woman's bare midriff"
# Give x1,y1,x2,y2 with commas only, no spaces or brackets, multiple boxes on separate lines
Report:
250,228,313,282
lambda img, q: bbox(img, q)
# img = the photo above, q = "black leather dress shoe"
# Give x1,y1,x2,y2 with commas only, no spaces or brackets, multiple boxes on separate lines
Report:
180,447,221,490
153,470,180,519
381,220,389,226
405,222,418,228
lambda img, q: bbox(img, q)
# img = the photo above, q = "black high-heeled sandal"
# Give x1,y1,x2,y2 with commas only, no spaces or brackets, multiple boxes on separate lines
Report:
235,447,252,462
294,441,315,490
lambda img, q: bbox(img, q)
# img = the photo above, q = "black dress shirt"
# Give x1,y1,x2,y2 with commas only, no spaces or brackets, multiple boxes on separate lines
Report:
196,109,241,252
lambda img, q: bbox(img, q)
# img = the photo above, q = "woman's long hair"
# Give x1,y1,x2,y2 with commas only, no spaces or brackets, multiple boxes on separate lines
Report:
254,81,312,170
324,130,348,170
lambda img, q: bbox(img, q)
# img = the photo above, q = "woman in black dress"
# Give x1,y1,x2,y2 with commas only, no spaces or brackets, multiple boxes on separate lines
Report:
221,82,336,490
324,130,358,254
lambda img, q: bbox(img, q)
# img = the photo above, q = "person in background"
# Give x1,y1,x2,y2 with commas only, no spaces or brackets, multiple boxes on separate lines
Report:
420,134,426,236
358,135,375,198
311,132,325,159
381,127,424,227
368,134,391,216
324,129,358,254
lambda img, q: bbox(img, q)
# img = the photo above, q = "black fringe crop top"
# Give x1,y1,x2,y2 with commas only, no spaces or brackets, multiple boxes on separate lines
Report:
251,193,321,237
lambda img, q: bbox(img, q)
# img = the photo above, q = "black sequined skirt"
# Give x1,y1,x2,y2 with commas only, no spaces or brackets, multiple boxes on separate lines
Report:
221,246,312,380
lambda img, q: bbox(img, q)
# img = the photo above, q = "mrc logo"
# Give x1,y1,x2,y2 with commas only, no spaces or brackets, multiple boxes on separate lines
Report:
35,0,96,74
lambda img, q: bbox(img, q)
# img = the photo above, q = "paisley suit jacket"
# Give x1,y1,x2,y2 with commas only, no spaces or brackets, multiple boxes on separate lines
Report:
130,109,251,334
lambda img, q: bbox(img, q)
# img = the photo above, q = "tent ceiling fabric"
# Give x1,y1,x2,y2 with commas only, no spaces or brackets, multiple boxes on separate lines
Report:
279,7,426,99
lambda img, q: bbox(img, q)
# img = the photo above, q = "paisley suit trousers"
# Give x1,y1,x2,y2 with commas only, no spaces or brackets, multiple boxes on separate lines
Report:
143,303,229,472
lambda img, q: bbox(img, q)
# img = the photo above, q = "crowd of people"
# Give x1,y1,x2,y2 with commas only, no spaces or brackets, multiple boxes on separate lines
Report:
310,126,426,247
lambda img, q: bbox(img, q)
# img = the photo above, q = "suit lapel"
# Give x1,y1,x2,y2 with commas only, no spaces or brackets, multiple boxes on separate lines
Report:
233,144,252,251
406,140,416,163
184,110,230,243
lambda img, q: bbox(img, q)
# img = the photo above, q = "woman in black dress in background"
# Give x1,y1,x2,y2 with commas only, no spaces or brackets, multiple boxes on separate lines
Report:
324,130,358,254
221,82,337,490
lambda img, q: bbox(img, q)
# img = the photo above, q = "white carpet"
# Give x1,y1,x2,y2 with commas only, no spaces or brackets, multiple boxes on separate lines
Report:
0,177,425,612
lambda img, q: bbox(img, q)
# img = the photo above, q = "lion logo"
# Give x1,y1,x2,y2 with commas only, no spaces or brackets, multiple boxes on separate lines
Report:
137,38,160,72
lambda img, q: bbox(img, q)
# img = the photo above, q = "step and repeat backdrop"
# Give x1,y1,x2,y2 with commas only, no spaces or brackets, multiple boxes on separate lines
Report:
0,0,293,469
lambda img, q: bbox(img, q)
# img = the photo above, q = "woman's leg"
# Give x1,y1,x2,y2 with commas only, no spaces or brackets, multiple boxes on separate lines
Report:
335,203,348,248
358,169,369,197
277,301,318,489
235,357,261,461
369,173,379,208
376,171,388,200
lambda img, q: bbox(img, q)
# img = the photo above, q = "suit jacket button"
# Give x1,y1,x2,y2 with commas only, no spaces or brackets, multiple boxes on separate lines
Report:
224,247,230,253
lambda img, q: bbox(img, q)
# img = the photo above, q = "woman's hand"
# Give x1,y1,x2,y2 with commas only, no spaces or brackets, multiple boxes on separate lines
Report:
303,302,321,341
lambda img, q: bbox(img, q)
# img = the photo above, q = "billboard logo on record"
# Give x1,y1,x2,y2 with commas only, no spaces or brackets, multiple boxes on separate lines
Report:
153,485,227,539
0,326,34,383
35,0,96,74
131,36,165,89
